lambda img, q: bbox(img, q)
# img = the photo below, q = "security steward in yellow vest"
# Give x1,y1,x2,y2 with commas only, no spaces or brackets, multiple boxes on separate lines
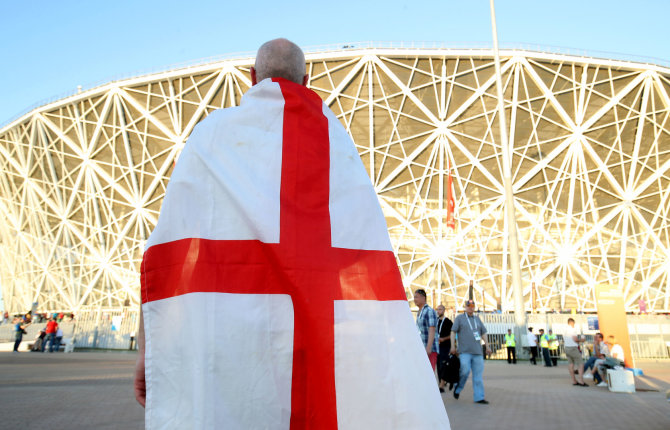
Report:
540,328,552,367
548,330,559,366
505,328,517,364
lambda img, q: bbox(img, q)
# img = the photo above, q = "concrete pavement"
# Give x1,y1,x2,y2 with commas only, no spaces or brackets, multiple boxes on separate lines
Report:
0,351,143,429
444,358,670,430
1,351,668,429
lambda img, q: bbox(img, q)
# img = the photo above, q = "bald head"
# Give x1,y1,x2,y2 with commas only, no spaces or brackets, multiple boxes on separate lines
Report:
251,38,307,86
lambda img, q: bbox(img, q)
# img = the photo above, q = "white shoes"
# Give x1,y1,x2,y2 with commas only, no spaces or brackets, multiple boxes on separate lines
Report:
583,373,593,379
597,382,608,387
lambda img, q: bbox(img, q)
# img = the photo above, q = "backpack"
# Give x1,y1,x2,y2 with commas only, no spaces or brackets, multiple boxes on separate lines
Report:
440,353,460,384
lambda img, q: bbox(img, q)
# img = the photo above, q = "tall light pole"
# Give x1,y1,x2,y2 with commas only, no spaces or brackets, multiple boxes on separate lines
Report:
489,0,527,332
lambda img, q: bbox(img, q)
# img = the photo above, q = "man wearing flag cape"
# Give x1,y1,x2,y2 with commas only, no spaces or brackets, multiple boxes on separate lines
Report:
135,38,450,429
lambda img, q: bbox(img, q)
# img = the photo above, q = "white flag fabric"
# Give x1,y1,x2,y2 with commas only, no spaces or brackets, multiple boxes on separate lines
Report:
141,78,450,429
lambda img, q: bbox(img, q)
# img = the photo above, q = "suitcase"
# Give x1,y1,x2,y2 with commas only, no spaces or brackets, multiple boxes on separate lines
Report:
607,369,635,393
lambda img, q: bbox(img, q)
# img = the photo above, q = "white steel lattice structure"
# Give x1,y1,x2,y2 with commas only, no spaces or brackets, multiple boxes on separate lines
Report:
1,47,670,314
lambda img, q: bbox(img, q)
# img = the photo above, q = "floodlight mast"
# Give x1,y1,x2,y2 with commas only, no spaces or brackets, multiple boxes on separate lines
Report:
489,0,527,331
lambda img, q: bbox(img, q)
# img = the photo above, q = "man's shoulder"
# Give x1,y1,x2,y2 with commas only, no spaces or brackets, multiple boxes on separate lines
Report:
195,106,239,128
422,305,438,321
195,84,277,126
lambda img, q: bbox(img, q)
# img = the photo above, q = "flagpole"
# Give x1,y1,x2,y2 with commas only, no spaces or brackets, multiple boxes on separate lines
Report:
489,0,527,333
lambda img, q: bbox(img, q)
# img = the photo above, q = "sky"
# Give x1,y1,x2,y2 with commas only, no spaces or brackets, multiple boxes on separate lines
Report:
1,0,669,126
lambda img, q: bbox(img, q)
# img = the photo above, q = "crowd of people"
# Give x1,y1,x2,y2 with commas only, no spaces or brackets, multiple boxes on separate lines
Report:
414,294,629,404
580,332,626,386
415,291,491,404
8,311,73,354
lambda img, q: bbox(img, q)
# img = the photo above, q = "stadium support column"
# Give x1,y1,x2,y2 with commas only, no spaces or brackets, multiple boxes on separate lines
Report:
489,0,527,333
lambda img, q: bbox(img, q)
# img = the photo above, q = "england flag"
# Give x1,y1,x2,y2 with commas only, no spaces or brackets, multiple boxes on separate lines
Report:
141,78,450,429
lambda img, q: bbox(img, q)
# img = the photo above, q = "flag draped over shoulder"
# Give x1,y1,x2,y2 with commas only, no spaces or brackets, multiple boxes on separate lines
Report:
141,78,450,429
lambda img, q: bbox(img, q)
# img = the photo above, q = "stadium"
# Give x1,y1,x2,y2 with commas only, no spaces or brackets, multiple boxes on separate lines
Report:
1,43,669,316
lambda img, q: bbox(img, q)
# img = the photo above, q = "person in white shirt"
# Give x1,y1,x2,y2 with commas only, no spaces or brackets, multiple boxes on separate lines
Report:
584,333,609,385
54,327,64,352
593,335,625,387
526,327,538,365
609,336,625,362
564,318,587,386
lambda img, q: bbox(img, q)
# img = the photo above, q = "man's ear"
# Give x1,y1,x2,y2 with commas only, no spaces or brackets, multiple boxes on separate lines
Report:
302,74,309,87
250,67,258,86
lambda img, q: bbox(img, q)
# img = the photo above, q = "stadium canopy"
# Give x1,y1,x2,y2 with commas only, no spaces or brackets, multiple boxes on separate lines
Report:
1,44,669,314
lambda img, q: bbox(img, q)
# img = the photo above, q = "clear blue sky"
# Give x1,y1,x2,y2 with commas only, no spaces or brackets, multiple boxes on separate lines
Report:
1,0,668,126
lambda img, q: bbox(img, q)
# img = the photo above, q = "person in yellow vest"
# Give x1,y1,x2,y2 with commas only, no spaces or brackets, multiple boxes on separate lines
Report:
548,329,559,366
505,328,517,364
539,328,552,367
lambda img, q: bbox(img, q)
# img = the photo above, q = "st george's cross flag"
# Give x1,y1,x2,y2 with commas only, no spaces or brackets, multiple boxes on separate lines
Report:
141,78,450,429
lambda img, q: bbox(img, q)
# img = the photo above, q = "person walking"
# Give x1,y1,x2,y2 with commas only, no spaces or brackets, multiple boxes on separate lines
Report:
436,304,452,392
134,38,451,428
505,328,517,364
13,317,28,353
414,289,439,373
450,299,491,404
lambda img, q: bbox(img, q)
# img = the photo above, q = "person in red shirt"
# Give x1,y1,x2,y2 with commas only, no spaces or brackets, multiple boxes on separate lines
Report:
44,317,59,353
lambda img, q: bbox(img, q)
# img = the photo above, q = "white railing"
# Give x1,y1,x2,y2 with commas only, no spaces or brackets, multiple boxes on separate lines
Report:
473,313,670,360
71,307,140,350
4,309,668,359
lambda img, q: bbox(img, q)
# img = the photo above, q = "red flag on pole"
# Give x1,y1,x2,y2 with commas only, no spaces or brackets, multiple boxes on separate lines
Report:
446,161,455,230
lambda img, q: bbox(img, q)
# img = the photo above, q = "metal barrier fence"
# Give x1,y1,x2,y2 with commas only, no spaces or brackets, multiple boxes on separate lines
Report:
3,308,668,358
71,307,140,349
471,313,670,361
0,308,140,350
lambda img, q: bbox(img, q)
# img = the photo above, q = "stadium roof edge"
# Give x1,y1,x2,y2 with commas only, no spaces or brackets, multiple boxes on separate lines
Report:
3,42,670,132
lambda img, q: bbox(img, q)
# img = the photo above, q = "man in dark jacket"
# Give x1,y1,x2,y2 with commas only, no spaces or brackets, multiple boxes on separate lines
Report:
436,305,452,392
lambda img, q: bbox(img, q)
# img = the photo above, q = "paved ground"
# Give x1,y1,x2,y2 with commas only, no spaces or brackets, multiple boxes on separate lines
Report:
0,351,668,429
445,358,670,430
0,351,144,429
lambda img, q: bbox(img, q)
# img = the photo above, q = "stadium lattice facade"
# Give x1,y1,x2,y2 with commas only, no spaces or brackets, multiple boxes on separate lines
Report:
1,46,670,314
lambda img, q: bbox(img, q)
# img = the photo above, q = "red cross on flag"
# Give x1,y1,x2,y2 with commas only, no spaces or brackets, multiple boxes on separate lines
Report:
141,78,450,429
